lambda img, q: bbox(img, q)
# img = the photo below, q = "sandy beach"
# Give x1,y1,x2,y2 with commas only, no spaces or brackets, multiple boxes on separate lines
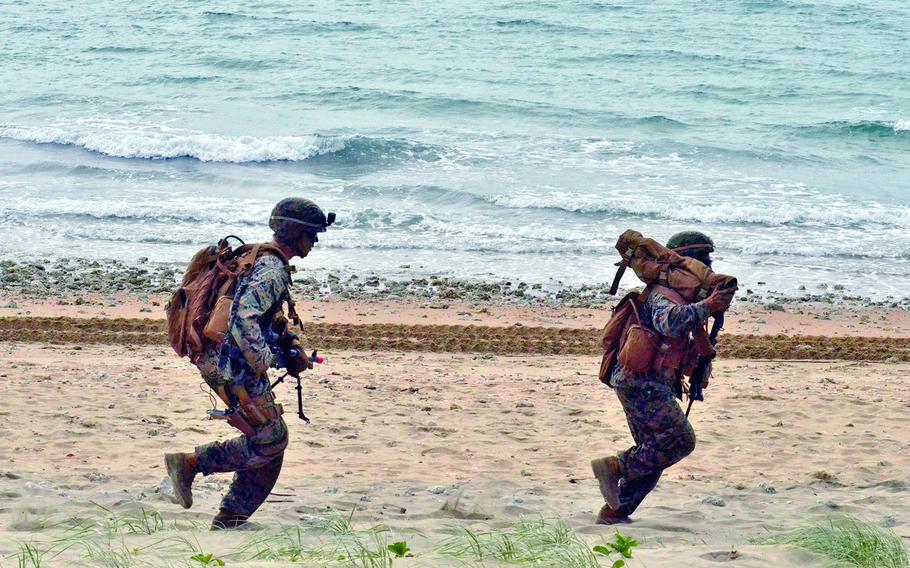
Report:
4,0,909,563
1,291,908,567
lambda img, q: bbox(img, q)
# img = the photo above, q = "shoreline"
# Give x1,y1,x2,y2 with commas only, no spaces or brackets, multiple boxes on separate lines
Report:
2,258,910,346
2,257,908,311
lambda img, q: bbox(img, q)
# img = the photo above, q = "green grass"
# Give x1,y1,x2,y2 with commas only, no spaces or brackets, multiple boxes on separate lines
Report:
774,516,908,568
438,518,636,568
5,508,637,568
89,502,198,536
236,510,402,566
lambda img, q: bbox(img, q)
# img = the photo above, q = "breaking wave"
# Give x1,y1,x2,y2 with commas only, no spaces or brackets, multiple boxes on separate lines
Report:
797,120,910,139
0,123,447,164
485,191,910,230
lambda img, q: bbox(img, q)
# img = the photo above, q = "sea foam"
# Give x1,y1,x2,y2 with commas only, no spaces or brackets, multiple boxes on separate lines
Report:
0,123,346,163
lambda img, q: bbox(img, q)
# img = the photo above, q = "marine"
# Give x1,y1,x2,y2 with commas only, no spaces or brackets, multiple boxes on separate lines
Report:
592,231,736,524
164,197,333,529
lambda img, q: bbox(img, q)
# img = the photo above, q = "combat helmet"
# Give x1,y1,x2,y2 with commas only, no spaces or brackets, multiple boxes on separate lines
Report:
269,197,335,242
666,231,714,266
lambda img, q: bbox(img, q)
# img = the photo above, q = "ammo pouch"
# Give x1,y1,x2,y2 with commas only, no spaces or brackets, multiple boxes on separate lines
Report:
617,304,658,373
203,295,233,343
214,387,284,436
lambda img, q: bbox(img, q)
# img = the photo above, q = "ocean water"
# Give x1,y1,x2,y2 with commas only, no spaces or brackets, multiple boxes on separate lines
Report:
1,1,908,298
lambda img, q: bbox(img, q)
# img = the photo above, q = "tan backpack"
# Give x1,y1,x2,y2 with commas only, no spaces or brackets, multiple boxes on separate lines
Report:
165,237,293,364
610,229,736,302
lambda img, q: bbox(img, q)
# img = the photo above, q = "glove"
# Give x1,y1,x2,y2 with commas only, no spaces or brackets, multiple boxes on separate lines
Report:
286,344,312,377
706,286,736,314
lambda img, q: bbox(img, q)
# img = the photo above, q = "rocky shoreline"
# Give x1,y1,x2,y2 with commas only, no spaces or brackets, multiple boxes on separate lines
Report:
1,257,907,311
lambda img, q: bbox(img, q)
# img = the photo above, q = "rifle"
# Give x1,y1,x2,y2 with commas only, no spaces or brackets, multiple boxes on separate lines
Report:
269,349,324,424
685,313,724,417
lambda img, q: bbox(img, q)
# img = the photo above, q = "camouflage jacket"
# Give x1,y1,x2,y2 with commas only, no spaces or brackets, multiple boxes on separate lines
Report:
196,254,291,393
610,290,710,387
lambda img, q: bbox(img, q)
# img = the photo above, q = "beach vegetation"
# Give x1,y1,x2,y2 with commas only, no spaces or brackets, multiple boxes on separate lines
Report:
438,518,637,567
13,543,47,568
772,516,908,568
236,510,406,566
189,552,225,567
5,508,640,567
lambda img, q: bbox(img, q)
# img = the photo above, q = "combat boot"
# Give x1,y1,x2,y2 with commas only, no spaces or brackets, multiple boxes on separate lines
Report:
211,510,250,530
596,503,631,525
164,453,198,509
591,456,623,510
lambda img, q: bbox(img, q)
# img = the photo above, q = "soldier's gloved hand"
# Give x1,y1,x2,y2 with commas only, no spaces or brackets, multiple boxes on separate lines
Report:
285,341,312,377
706,286,736,314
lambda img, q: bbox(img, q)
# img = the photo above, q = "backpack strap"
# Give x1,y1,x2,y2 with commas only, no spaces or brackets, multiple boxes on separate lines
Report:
243,243,302,328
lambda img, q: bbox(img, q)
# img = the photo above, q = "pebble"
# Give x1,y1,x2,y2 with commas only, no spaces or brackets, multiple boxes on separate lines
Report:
703,495,726,507
759,482,777,494
85,471,110,483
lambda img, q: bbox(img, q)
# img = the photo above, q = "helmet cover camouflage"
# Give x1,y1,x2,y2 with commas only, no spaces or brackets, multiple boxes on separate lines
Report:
666,231,714,262
269,198,329,241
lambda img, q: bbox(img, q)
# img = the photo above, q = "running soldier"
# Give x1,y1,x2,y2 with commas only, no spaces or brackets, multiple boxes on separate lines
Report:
592,231,735,524
165,197,333,529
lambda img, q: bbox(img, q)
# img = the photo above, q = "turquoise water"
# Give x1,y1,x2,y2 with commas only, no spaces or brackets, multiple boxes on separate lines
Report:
1,1,908,297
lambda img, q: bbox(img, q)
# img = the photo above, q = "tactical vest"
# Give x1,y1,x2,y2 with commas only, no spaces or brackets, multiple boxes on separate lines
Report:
599,284,703,385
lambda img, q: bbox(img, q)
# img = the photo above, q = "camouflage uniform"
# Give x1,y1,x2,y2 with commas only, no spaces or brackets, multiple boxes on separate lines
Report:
193,254,291,518
609,290,709,516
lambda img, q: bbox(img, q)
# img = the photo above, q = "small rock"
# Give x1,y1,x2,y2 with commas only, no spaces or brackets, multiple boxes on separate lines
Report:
882,515,898,528
85,471,110,483
759,482,777,494
702,495,726,507
516,401,534,408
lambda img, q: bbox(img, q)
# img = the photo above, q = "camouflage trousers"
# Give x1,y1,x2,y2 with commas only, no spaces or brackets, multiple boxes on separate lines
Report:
613,377,696,515
195,394,289,517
